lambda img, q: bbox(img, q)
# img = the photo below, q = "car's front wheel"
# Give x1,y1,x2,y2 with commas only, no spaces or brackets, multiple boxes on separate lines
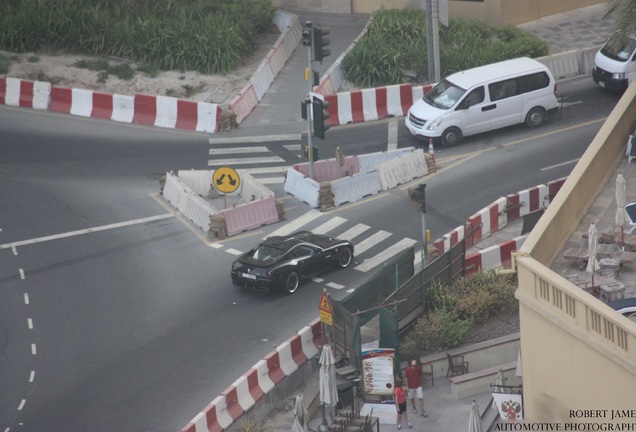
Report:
441,127,462,147
284,271,301,294
338,248,353,268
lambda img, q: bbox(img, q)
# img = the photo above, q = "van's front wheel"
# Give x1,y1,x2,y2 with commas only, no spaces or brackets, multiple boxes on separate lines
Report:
525,107,546,128
440,127,462,147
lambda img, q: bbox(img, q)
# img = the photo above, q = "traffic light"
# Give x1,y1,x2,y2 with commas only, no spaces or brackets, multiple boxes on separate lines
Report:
312,98,330,139
312,27,330,63
303,145,319,161
408,183,427,211
302,27,312,47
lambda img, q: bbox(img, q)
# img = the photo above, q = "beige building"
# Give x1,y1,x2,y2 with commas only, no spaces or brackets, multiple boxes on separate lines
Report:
517,82,636,424
272,0,605,26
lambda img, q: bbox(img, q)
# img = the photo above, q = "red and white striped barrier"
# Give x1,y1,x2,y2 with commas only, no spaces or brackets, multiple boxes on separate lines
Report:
182,319,322,432
433,178,567,256
325,83,433,126
465,235,527,276
0,77,50,109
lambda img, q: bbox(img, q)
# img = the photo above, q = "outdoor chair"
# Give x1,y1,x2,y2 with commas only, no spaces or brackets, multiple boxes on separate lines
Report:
446,353,469,377
421,362,434,386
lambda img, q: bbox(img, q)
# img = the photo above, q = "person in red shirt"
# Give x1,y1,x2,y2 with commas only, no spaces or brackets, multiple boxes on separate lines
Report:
404,359,427,417
394,378,412,429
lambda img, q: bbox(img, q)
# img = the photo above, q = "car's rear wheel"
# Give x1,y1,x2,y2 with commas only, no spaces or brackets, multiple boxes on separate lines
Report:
525,107,546,128
284,271,300,294
338,248,353,268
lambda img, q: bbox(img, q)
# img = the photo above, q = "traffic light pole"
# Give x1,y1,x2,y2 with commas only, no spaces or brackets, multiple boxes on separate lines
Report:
305,22,315,180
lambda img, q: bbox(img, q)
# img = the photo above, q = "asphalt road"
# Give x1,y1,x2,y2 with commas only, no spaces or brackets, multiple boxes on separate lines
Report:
0,77,622,431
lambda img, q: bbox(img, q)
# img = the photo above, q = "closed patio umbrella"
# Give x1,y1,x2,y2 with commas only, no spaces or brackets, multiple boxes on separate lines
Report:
319,345,339,424
292,394,306,432
587,224,600,290
468,400,484,432
491,370,506,410
616,173,627,247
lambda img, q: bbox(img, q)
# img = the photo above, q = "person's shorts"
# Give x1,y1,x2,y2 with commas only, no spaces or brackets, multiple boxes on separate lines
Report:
397,402,407,414
407,387,424,399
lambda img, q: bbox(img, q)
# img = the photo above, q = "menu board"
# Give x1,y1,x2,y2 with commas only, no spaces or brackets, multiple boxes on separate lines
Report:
361,348,395,396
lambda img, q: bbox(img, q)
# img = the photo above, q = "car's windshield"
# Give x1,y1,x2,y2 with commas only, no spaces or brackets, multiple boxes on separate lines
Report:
423,79,466,110
601,32,636,62
249,244,285,263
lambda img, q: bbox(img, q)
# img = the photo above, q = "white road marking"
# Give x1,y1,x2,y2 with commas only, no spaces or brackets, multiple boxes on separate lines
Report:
207,156,285,166
210,146,270,155
0,214,174,250
225,248,243,256
338,224,371,241
209,243,223,249
31,344,36,355
28,318,33,329
387,119,398,151
327,282,345,289
355,238,419,272
24,293,29,304
312,277,325,283
29,371,35,382
19,269,25,279
540,158,580,171
354,231,392,255
209,134,301,144
265,210,323,239
18,399,26,410
12,245,17,255
313,217,347,235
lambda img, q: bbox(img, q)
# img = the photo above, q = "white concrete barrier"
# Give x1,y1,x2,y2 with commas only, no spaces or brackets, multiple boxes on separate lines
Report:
222,196,280,237
357,147,414,172
238,170,275,200
283,168,320,208
377,149,428,190
177,170,212,196
331,171,381,206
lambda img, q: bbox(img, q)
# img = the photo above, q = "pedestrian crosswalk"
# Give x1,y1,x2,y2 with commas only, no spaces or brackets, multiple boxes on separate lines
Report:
217,210,423,292
208,134,303,184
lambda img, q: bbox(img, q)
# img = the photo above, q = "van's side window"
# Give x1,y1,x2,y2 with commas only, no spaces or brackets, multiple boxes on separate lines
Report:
460,86,485,108
489,72,550,101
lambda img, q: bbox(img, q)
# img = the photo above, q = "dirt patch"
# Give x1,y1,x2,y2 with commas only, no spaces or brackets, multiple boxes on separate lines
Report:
1,31,279,104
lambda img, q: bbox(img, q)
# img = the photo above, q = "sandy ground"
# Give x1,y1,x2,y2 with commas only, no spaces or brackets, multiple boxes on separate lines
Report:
1,31,279,105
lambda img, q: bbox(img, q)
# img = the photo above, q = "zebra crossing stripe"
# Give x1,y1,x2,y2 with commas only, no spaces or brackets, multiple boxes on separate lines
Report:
338,224,370,241
326,282,345,290
354,231,391,255
208,156,285,166
265,210,323,238
355,238,419,272
313,217,347,235
209,134,301,144
210,146,270,155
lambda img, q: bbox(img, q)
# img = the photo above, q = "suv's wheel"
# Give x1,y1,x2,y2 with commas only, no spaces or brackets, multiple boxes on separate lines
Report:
441,127,462,147
525,107,546,128
284,271,300,294
338,248,353,268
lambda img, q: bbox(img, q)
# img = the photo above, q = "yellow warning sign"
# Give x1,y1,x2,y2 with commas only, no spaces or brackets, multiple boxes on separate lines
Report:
319,291,333,325
212,166,240,194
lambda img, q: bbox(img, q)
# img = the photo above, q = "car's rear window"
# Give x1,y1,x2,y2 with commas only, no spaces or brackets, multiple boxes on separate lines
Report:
249,245,285,263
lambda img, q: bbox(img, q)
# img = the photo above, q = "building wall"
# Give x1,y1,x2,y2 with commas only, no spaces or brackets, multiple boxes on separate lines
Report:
273,0,606,26
516,81,636,422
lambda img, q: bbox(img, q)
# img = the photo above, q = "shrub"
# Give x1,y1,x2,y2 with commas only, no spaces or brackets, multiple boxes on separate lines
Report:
411,307,473,350
343,8,549,88
0,53,10,74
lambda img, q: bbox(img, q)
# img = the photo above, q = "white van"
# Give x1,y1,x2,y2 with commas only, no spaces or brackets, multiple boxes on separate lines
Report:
592,32,636,91
405,57,559,147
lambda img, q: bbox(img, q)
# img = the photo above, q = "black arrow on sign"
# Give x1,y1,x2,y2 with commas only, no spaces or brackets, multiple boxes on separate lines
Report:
216,174,226,185
228,175,237,186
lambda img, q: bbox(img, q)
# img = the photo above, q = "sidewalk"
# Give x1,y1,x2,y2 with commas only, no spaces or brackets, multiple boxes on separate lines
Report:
237,3,615,132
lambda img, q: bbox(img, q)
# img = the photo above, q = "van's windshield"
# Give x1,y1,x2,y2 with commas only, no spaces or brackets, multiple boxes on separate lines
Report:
601,32,636,62
423,79,466,110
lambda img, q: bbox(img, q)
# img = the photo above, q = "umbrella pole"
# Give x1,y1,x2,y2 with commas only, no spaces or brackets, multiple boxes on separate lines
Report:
622,225,625,250
322,403,327,426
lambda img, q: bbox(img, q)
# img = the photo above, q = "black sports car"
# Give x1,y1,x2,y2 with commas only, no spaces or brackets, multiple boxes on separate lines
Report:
231,231,354,294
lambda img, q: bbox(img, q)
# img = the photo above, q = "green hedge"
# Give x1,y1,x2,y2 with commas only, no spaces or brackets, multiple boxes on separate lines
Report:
0,0,273,74
343,8,549,88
